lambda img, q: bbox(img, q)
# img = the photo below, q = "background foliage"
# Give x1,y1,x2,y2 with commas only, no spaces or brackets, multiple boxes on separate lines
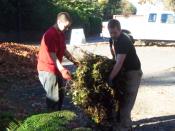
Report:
0,0,136,41
138,0,175,11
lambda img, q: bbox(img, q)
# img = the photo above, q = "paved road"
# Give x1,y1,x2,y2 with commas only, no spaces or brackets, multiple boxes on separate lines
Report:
65,44,175,131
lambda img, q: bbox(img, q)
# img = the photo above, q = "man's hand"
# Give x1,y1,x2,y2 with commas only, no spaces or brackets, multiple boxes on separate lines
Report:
49,52,72,80
60,68,72,80
64,49,81,67
74,61,81,67
109,54,126,80
108,78,114,87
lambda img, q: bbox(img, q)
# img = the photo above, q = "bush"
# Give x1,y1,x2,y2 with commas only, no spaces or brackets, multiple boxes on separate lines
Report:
89,17,102,36
52,0,102,36
0,112,16,131
121,0,137,16
0,0,102,39
70,53,122,125
7,110,92,131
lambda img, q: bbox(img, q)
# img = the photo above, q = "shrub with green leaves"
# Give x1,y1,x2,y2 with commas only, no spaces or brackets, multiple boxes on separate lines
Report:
70,53,121,124
7,110,92,131
0,111,16,130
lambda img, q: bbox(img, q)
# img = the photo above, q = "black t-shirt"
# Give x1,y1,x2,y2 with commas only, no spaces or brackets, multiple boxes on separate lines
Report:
109,33,141,71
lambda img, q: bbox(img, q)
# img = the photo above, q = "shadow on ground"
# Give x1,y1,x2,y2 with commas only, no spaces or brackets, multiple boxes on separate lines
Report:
3,63,175,131
133,115,175,131
141,69,175,87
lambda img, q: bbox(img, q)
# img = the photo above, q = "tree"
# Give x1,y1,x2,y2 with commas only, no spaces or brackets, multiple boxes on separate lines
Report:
102,0,122,20
138,0,157,4
163,0,175,11
138,0,175,11
121,0,137,16
98,0,109,5
0,0,54,31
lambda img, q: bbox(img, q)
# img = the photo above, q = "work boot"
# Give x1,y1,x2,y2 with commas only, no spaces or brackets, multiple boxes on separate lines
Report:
118,127,132,131
46,98,62,112
113,121,133,131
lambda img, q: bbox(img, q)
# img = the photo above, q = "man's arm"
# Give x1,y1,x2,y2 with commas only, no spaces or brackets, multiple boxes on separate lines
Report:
50,52,72,80
110,43,115,60
50,52,64,70
109,39,115,60
109,54,126,80
64,49,80,66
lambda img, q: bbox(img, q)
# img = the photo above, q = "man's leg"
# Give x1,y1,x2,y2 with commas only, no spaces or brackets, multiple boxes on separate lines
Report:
119,70,142,128
113,88,123,123
38,71,64,111
46,97,58,111
57,77,64,110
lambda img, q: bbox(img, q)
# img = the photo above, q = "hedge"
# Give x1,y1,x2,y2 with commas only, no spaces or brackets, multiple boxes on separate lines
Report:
0,0,102,41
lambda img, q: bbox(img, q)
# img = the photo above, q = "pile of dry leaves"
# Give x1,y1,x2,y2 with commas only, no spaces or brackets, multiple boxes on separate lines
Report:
0,42,39,86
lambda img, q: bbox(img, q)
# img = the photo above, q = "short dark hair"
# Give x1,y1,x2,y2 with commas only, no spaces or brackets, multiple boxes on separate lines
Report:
108,19,121,30
57,12,72,24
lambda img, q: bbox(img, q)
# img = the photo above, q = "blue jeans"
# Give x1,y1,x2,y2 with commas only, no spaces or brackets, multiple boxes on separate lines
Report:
38,71,64,111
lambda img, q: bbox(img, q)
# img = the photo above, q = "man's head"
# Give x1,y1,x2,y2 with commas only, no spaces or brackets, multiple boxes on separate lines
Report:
108,19,121,39
56,12,72,31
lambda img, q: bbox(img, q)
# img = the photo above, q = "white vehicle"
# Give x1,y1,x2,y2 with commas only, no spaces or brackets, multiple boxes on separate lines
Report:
101,11,175,42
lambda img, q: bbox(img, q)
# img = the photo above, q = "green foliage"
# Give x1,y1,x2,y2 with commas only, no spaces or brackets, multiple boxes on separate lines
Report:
0,0,102,36
163,0,175,11
139,0,175,12
51,0,102,36
0,111,16,131
101,0,137,19
17,111,75,131
89,17,102,35
101,0,122,20
98,0,109,5
7,110,92,131
121,0,137,16
0,0,54,31
70,53,119,124
72,127,92,131
0,0,136,39
7,121,22,131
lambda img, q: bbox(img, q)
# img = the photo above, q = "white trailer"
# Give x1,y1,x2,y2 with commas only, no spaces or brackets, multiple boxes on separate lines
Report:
101,11,175,43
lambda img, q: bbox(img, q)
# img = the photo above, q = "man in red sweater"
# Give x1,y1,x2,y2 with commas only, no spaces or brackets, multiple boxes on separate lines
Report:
37,12,79,111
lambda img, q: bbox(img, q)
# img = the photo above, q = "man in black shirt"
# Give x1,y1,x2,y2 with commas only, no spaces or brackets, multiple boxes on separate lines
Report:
108,19,143,129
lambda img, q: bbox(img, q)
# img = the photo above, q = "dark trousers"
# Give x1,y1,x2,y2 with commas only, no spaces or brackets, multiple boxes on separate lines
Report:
114,69,142,127
38,71,64,111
